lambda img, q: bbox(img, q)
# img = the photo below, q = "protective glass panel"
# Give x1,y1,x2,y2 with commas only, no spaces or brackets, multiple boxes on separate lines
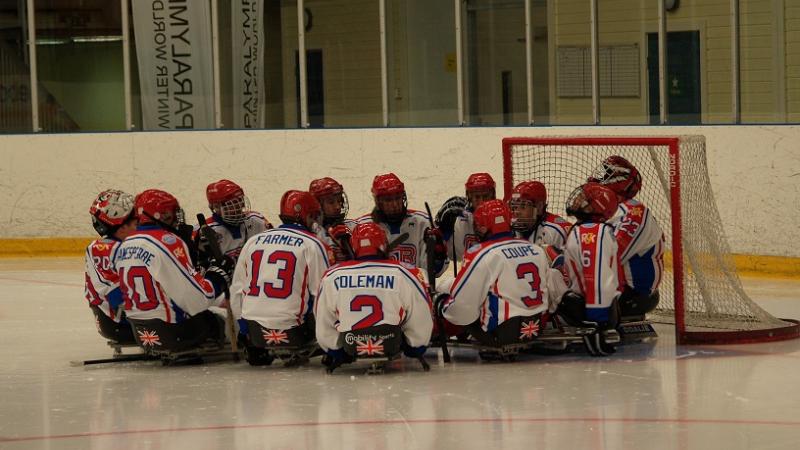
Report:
551,0,593,124
35,0,125,132
464,0,526,126
0,2,32,132
739,0,784,123
386,0,457,126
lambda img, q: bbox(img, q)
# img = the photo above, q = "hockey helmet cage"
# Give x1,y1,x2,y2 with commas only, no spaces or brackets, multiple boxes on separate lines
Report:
206,179,249,225
350,223,388,258
89,189,135,236
590,155,642,200
309,177,349,222
509,181,548,231
473,199,512,237
565,182,617,223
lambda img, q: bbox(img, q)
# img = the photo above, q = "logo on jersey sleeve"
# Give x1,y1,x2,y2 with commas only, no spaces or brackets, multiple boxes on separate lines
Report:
629,206,643,217
173,247,186,260
161,234,177,245
581,232,597,244
137,329,162,346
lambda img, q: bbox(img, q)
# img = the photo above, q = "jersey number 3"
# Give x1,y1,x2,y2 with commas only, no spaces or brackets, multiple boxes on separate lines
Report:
516,263,543,307
248,250,297,299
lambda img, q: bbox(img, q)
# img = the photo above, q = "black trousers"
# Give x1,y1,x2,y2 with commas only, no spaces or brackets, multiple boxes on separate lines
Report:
90,305,135,344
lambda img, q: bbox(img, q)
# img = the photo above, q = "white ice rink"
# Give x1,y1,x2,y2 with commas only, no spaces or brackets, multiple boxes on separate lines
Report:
1,258,799,450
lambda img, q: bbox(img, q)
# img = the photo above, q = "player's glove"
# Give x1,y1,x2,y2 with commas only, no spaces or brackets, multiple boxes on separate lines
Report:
322,348,354,373
328,224,351,242
435,196,468,238
401,342,428,358
425,227,448,265
204,255,235,294
433,293,450,319
581,321,617,357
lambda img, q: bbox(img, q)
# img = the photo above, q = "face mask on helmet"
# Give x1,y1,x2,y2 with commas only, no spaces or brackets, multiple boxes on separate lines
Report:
319,192,349,225
212,194,249,226
374,193,407,222
508,198,544,232
89,189,135,237
590,156,641,200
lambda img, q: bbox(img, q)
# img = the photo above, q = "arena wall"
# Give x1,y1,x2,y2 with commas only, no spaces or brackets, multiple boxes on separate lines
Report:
0,126,797,265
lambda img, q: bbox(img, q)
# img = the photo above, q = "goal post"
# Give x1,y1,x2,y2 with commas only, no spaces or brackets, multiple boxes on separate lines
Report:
502,136,800,345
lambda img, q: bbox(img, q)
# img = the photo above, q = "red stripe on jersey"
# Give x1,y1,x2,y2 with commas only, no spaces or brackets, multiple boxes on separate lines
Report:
399,307,405,322
504,301,510,322
156,283,171,323
297,266,309,325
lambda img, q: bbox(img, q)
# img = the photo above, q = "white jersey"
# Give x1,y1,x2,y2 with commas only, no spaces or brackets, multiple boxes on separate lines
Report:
444,235,567,331
85,238,124,322
447,211,480,263
608,199,665,295
516,212,572,250
113,226,221,323
205,211,271,262
312,218,357,262
563,223,622,323
314,259,433,352
230,224,332,331
356,210,446,275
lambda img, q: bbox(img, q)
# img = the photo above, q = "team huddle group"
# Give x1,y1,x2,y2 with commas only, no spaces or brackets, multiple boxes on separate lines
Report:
84,155,664,368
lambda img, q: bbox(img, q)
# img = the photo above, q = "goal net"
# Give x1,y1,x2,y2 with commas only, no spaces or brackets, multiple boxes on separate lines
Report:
502,136,799,344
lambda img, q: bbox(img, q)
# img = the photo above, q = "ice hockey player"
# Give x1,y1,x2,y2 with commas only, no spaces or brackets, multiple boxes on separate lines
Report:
309,177,357,261
437,199,567,350
559,182,622,356
230,190,332,365
85,189,138,345
589,156,664,319
508,181,572,250
445,173,497,263
357,173,447,276
315,222,433,371
113,189,233,354
201,179,272,263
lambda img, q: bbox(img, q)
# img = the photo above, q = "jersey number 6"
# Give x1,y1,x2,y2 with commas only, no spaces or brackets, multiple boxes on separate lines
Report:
516,263,543,307
247,250,297,299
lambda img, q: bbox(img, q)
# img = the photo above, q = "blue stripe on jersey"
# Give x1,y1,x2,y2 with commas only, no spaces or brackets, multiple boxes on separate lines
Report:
123,236,214,299
487,293,499,332
107,288,123,309
586,306,610,323
628,246,657,295
276,226,330,266
171,301,188,323
620,208,650,262
325,262,428,302
451,240,521,299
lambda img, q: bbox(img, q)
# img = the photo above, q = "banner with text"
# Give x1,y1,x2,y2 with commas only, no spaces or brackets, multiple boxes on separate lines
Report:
231,0,265,129
132,0,214,130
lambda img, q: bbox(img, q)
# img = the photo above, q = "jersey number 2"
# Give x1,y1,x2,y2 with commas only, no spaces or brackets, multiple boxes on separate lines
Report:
248,250,297,299
516,263,543,307
350,295,384,329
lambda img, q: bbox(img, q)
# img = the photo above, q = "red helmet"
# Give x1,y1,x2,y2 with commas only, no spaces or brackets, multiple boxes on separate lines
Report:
135,189,183,225
473,199,512,238
565,182,617,223
350,223,388,258
511,181,546,203
309,177,344,198
465,173,496,194
590,155,642,200
279,190,321,226
371,173,405,198
90,189,134,236
206,179,249,225
508,181,547,231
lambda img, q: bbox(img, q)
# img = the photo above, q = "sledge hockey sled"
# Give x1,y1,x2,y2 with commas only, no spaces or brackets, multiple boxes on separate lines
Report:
327,324,430,374
246,320,320,367
127,315,239,366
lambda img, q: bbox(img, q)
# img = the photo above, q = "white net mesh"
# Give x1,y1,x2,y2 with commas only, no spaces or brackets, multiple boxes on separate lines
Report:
504,135,790,337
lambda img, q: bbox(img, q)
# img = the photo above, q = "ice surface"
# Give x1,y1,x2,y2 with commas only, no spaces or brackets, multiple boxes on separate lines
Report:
1,258,799,449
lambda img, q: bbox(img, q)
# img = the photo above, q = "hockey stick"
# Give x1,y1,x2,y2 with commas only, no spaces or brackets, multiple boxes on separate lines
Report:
424,202,451,363
196,214,239,359
386,232,409,254
71,353,156,366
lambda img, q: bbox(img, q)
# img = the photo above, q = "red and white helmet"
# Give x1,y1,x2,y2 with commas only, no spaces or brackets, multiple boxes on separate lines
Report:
508,181,547,231
279,190,321,227
565,182,617,223
309,177,349,222
135,189,184,226
589,155,642,200
371,173,405,197
371,173,407,221
473,199,512,239
89,189,135,236
206,179,249,225
350,223,388,258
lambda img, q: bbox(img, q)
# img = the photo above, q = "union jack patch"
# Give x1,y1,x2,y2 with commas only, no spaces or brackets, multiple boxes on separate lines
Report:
356,338,384,356
519,320,540,340
137,329,162,346
262,329,290,345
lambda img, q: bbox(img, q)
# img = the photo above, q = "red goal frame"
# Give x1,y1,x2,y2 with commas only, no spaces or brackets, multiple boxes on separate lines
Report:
502,136,800,345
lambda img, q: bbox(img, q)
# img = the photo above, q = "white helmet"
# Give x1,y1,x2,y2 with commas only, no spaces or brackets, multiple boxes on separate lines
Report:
89,189,134,236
